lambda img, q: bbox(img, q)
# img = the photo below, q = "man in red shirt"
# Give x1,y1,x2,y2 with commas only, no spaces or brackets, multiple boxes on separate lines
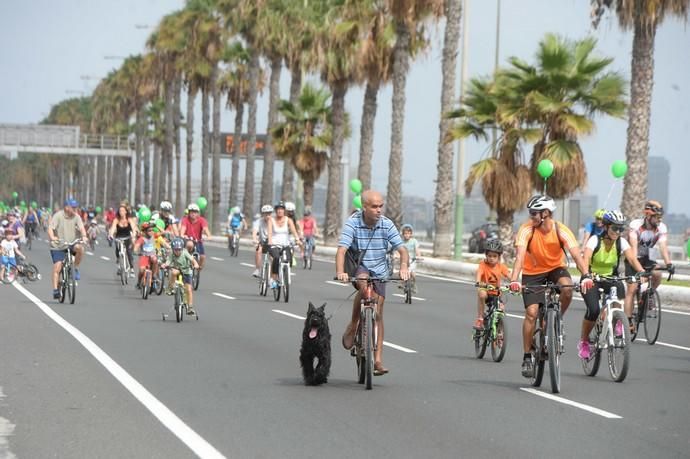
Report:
180,203,211,270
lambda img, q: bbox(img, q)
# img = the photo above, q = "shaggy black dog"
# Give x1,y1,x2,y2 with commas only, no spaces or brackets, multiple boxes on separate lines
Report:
300,302,331,386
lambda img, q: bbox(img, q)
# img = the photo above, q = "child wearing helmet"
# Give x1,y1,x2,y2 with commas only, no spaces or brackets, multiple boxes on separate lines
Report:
1,229,26,281
160,238,199,315
227,206,247,249
474,238,510,329
399,224,422,293
134,222,169,289
581,208,606,248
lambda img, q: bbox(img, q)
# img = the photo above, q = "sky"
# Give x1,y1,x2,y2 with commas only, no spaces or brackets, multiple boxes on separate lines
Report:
1,0,689,216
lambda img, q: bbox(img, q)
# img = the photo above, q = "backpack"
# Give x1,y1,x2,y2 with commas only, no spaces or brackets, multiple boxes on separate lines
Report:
590,236,622,276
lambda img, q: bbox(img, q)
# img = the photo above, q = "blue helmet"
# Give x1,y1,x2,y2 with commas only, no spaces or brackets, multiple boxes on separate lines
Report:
64,198,79,208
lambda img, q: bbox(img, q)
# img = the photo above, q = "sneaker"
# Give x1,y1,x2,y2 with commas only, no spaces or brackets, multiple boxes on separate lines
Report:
271,280,278,289
521,357,534,378
615,320,624,337
165,288,173,296
252,269,259,278
74,269,80,281
186,306,196,316
473,318,484,330
577,340,591,360
52,289,60,299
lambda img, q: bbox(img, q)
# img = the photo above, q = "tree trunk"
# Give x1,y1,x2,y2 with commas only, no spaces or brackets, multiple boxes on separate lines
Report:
243,49,260,216
304,178,315,209
174,74,182,215
358,80,379,190
230,103,244,209
261,55,282,206
282,65,301,200
386,21,411,229
620,23,655,219
323,81,347,244
497,209,515,264
143,135,151,204
433,0,462,257
164,77,175,203
201,83,210,202
152,143,161,206
186,84,196,213
135,106,145,205
211,65,222,234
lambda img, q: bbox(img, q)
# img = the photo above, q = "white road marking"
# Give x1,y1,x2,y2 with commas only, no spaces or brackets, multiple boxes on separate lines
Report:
417,273,467,284
100,256,110,261
212,292,235,300
272,309,418,353
0,387,16,459
240,263,255,268
86,251,94,256
664,309,690,316
634,338,690,351
210,256,224,261
392,293,426,301
520,388,622,419
11,282,226,459
325,280,347,287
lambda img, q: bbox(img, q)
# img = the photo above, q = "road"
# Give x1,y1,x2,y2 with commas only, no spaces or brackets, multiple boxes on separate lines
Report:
1,237,689,458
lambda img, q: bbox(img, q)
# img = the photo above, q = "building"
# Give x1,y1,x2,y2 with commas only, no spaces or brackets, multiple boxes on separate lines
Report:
648,156,670,209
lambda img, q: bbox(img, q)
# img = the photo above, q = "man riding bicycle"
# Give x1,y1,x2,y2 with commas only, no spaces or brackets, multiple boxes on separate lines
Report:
47,199,87,299
509,195,593,378
158,200,180,237
335,190,410,376
180,203,211,271
623,200,674,328
227,206,247,247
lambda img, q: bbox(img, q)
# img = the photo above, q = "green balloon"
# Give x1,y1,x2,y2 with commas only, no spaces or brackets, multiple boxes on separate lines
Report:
611,160,628,179
95,206,102,213
686,238,690,259
349,179,363,194
537,159,554,179
19,200,26,207
31,201,37,208
353,195,362,209
138,207,152,223
155,218,166,232
12,191,18,199
197,196,208,210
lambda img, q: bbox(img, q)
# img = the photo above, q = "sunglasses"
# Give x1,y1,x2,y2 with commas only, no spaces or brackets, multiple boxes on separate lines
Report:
610,225,626,233
529,210,541,216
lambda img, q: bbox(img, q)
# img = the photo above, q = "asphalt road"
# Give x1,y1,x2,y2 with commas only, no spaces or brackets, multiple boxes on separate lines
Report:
1,236,689,458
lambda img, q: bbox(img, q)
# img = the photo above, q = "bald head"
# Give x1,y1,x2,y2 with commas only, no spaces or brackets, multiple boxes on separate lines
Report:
361,190,382,206
361,189,384,227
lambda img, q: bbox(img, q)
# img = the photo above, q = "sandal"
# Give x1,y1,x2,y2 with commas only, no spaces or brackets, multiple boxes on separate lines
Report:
374,362,389,376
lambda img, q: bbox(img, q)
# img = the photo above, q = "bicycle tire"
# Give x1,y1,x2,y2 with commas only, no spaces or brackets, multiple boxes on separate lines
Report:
24,264,39,281
175,288,183,323
58,268,66,303
142,270,151,300
192,268,200,291
630,299,640,343
364,307,374,390
155,269,166,295
282,264,290,303
530,316,544,387
67,266,76,304
608,309,630,382
643,289,661,345
355,323,365,384
474,325,487,359
491,313,507,362
273,276,281,301
546,308,561,394
27,234,32,250
404,280,412,304
582,321,601,377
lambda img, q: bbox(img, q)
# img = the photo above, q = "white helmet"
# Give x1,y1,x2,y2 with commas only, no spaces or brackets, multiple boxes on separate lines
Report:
526,195,556,212
285,201,296,212
231,206,241,214
187,203,200,212
160,201,173,212
261,204,273,213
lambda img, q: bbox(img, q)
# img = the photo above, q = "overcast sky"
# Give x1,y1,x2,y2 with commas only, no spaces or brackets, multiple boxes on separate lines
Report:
1,0,688,216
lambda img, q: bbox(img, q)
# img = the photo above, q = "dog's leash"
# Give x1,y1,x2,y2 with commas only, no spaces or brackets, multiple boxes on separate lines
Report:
326,288,358,321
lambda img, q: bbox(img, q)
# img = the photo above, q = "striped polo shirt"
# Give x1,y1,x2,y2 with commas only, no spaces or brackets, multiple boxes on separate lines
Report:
338,211,404,277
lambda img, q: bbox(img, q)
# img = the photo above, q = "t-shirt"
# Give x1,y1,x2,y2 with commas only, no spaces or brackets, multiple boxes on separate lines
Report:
584,221,604,237
1,239,18,258
477,260,510,296
403,238,418,262
301,217,316,237
515,220,578,275
229,213,244,229
135,235,158,255
586,235,631,276
628,218,668,259
180,216,208,241
165,250,195,275
49,210,84,246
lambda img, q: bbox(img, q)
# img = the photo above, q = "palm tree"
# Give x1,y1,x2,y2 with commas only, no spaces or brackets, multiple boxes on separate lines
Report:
591,0,689,217
272,83,334,208
432,0,462,256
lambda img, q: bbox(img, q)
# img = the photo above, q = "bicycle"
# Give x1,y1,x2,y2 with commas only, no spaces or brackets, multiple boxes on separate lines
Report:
162,272,198,323
139,258,153,300
114,237,132,286
187,239,201,291
54,239,81,304
582,275,632,382
302,236,314,270
154,247,168,296
473,283,510,362
258,247,270,296
272,244,293,303
228,229,240,257
523,282,578,394
1,258,19,284
631,267,673,345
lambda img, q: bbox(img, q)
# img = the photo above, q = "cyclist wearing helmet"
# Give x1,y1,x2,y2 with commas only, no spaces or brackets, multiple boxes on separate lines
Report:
578,210,645,359
284,201,299,235
180,203,211,271
161,238,199,316
267,201,303,288
474,238,510,329
252,204,274,277
623,200,674,327
400,224,422,293
134,222,169,289
48,199,88,299
581,208,606,248
158,201,179,236
299,207,319,262
227,206,247,246
510,195,593,378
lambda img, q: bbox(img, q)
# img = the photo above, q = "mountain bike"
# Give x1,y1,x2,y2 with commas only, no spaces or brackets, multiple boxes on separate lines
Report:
302,236,314,270
473,283,509,362
524,282,578,394
631,267,673,345
115,237,131,286
162,272,198,323
272,244,293,303
54,239,81,304
582,276,632,382
228,229,240,257
258,247,270,296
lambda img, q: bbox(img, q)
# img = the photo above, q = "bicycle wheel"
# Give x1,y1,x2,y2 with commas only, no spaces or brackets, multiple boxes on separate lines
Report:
404,280,412,304
491,313,507,362
155,269,166,295
546,309,561,394
608,309,630,382
643,289,661,345
355,324,365,384
363,307,374,390
530,315,545,387
58,268,66,303
582,321,602,377
630,299,640,343
67,267,76,304
27,233,32,250
174,288,184,323
24,263,39,281
474,322,487,359
282,264,290,303
233,238,239,257
142,270,150,299
273,275,281,302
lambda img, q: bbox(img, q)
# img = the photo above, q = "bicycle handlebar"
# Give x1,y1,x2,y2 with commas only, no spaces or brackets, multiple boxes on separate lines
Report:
51,238,83,250
332,275,403,282
474,282,515,293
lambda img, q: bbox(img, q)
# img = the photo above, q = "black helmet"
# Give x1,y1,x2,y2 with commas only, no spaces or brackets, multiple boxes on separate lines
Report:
484,238,503,254
274,201,285,210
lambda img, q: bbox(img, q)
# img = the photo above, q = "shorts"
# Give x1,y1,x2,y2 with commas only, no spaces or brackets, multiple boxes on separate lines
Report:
139,254,157,269
1,256,16,267
521,267,572,308
257,241,269,253
191,241,205,255
409,260,417,273
352,266,386,299
50,248,75,264
624,256,656,278
181,274,192,284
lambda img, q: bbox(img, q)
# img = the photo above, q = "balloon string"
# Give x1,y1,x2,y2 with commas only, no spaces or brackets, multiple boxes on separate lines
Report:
543,178,547,195
602,181,616,208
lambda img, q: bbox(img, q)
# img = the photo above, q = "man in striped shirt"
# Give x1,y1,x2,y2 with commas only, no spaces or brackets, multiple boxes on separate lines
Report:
336,190,410,376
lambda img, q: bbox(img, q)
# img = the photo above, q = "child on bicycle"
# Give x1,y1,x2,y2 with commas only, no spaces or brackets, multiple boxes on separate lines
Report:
161,238,199,316
399,224,422,293
87,219,99,246
474,239,510,330
134,222,169,290
1,229,26,280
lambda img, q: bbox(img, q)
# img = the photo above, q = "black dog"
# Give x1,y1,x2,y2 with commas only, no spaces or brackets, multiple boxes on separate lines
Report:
300,302,331,386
